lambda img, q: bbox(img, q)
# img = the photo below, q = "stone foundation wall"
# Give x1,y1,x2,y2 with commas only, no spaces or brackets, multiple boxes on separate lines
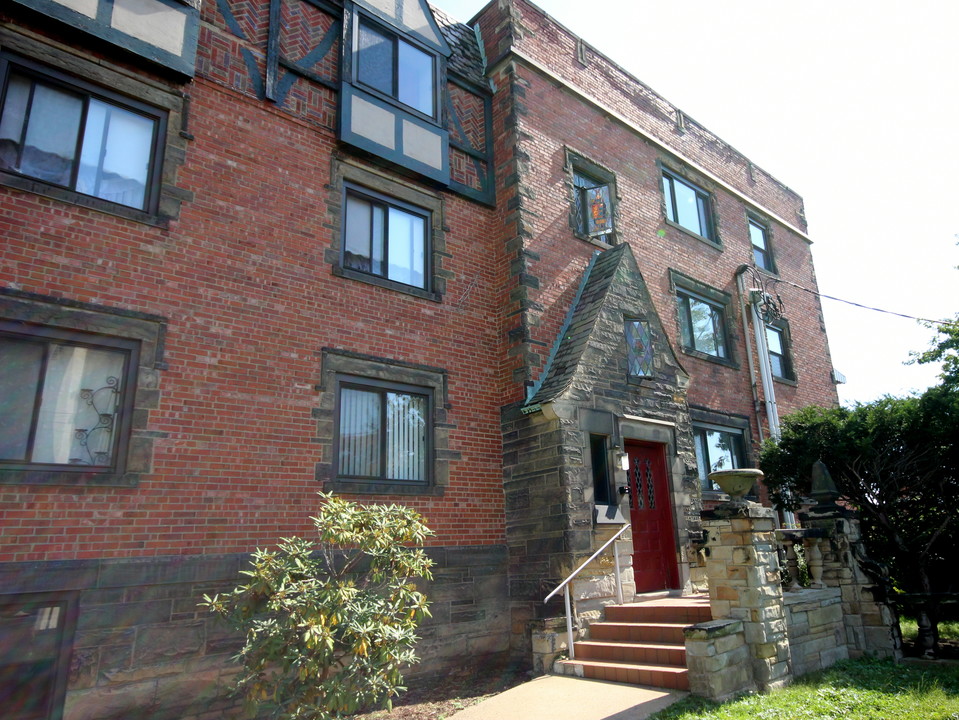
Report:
1,546,510,720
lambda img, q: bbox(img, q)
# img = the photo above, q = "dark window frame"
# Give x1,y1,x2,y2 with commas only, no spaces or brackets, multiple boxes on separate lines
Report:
669,270,737,367
0,288,166,487
0,51,167,215
566,149,617,244
0,590,79,720
333,373,434,492
676,289,728,359
693,423,747,492
342,183,432,291
748,215,777,273
589,433,615,506
689,407,752,495
0,321,140,478
765,320,796,382
352,13,438,122
660,167,717,243
330,160,446,302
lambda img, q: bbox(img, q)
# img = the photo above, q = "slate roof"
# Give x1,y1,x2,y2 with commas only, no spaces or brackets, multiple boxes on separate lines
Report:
431,4,488,87
528,244,629,406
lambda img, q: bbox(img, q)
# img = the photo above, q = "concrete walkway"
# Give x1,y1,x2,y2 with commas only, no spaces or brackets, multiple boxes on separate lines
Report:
449,674,686,720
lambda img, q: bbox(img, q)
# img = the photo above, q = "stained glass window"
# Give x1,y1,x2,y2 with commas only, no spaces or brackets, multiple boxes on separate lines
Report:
573,170,613,238
625,319,653,377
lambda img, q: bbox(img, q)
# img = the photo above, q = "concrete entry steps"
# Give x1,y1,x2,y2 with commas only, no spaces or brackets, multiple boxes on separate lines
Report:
555,594,711,691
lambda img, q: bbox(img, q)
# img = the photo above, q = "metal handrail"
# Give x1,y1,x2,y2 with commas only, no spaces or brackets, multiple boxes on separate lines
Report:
543,523,630,660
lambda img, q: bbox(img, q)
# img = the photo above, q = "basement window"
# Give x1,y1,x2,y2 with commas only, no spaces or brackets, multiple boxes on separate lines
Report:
0,592,78,720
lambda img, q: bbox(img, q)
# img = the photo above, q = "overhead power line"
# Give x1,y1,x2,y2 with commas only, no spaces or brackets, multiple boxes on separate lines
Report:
773,277,956,328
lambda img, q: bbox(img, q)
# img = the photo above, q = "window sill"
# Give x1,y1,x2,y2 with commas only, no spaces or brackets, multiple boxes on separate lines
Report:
755,265,780,279
663,218,722,250
1,172,167,227
681,347,739,369
324,479,445,497
773,375,798,387
573,231,616,248
333,266,442,302
0,468,139,487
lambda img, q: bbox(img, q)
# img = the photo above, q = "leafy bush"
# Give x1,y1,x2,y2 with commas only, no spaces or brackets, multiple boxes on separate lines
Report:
203,492,434,720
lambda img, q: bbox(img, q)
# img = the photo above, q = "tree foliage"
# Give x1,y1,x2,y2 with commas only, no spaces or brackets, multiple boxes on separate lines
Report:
913,315,959,390
759,389,959,598
203,493,434,720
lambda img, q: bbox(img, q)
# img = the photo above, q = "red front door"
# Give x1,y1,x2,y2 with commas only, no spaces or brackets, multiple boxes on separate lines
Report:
626,442,679,592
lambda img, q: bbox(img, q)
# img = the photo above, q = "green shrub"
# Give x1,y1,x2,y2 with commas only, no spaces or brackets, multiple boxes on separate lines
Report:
203,492,434,720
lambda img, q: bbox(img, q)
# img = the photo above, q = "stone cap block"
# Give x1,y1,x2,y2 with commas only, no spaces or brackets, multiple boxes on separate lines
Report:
684,618,744,640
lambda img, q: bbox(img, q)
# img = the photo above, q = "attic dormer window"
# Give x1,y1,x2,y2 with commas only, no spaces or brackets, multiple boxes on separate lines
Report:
357,17,435,118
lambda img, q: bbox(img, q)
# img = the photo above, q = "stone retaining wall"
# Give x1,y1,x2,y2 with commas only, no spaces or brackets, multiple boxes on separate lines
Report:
783,588,848,677
686,500,901,701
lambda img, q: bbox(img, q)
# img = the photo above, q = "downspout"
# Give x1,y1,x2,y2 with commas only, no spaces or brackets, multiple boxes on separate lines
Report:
735,266,765,444
750,294,780,441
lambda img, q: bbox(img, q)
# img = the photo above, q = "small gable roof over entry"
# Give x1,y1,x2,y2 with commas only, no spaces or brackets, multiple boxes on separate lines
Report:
527,242,688,408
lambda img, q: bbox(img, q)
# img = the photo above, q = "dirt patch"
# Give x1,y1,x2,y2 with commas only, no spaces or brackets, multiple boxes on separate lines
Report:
348,662,531,720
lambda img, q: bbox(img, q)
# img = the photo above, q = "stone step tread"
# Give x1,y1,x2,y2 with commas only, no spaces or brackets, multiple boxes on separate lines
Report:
591,621,692,629
563,658,688,674
576,640,683,650
558,659,690,690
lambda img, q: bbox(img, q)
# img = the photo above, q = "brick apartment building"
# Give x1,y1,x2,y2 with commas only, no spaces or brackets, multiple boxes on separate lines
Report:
0,0,839,717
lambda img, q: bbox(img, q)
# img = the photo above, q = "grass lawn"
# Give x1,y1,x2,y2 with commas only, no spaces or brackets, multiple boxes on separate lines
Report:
647,657,959,720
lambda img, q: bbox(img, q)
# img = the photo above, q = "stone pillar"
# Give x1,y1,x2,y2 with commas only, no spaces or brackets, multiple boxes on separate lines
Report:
684,619,753,700
801,510,902,660
702,503,792,691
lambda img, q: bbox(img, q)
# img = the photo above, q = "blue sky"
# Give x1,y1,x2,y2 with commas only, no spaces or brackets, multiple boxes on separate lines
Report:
432,0,959,404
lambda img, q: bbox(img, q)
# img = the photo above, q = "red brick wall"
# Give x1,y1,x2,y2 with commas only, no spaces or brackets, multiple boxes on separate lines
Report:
0,6,508,562
478,0,838,449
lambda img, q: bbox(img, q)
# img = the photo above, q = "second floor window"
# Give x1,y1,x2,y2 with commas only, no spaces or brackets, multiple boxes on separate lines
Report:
357,18,435,118
0,56,164,212
344,187,429,289
676,291,728,358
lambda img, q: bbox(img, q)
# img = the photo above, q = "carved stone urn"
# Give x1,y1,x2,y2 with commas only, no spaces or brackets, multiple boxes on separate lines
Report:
708,468,764,502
